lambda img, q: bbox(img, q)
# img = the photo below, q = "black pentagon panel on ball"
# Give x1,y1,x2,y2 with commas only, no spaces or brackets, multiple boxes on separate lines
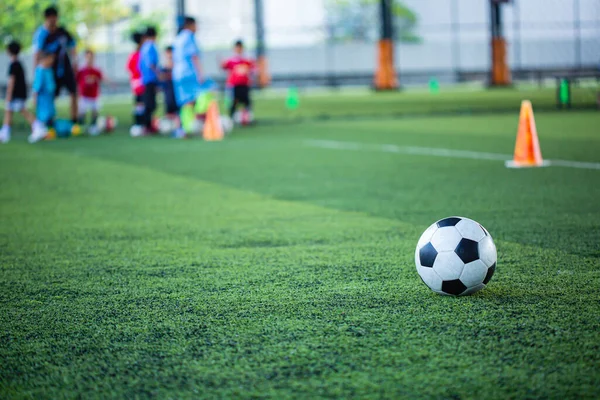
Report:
419,242,438,268
441,279,467,296
483,262,496,285
437,217,461,228
455,238,479,264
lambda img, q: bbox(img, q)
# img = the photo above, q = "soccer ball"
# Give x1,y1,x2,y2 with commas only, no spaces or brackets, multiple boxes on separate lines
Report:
234,110,253,126
130,125,144,137
71,123,82,137
97,116,118,133
220,115,233,134
233,111,242,124
88,125,101,136
105,116,118,132
96,116,107,132
415,216,497,296
189,118,204,134
158,118,175,135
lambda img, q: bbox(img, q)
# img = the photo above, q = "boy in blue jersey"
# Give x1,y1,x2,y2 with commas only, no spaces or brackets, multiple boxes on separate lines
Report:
172,17,203,135
138,27,160,133
32,6,78,124
29,52,56,143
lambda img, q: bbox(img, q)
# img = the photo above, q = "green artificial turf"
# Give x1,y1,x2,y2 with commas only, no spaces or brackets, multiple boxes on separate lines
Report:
1,89,600,399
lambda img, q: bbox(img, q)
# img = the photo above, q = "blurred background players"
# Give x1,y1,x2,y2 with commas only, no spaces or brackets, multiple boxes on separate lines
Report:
30,52,56,143
127,32,145,136
76,50,104,135
1,41,45,143
172,16,202,136
221,40,255,125
138,27,160,134
32,6,78,125
161,46,179,121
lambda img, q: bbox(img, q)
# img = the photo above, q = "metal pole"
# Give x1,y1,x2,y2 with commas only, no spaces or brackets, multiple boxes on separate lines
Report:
574,0,582,68
451,0,460,74
255,0,266,59
254,0,270,87
326,23,335,88
513,0,521,70
489,0,511,86
490,0,499,84
374,0,398,89
380,0,393,40
176,0,185,33
109,22,115,84
490,1,501,38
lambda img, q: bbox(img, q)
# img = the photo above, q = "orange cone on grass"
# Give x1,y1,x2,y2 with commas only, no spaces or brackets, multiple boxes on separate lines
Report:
505,100,548,168
202,100,224,141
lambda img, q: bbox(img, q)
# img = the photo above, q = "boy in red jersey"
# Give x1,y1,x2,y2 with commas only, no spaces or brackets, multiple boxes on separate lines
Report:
76,49,103,134
221,40,255,123
126,32,145,133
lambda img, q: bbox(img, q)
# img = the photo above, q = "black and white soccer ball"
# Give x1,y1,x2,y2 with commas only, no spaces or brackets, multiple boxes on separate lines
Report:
415,217,497,296
158,117,176,135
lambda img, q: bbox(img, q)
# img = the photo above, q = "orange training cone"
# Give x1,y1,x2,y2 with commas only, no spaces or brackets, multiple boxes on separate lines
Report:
505,100,548,168
202,100,224,141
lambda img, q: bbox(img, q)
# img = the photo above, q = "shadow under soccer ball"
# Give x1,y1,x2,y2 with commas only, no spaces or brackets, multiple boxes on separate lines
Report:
415,216,497,296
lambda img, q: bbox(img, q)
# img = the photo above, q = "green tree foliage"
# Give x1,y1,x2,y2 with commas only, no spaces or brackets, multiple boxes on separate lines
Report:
0,0,127,49
325,0,420,43
125,12,167,39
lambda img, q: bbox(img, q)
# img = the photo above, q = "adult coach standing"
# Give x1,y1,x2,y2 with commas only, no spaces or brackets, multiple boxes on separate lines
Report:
33,6,78,123
172,16,203,132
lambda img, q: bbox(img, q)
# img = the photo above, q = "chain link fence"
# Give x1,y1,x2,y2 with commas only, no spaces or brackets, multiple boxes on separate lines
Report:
1,0,598,90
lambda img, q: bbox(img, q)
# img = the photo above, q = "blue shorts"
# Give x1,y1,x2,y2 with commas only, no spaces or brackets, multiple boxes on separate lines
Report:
36,94,56,123
174,78,199,107
174,78,217,107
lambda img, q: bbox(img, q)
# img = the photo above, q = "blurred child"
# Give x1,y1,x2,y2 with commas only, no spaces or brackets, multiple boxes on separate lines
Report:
161,46,178,119
76,49,104,135
29,52,56,143
126,31,145,133
1,41,45,143
172,16,202,137
138,27,160,133
221,40,255,123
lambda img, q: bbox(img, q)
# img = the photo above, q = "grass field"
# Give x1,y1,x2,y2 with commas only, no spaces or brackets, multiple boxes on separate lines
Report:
1,89,600,399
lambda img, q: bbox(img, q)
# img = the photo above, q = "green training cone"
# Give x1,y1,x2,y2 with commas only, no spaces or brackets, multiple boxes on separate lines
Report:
429,78,440,94
286,87,300,110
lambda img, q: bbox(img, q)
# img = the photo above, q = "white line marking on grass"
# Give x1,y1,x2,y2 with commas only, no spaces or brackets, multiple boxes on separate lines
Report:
305,140,600,171
546,160,600,170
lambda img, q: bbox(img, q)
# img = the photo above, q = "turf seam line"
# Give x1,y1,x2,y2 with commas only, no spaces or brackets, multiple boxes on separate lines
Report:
305,140,600,170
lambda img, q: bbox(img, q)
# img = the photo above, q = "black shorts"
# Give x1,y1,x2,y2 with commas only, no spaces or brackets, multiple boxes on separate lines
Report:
166,103,179,115
165,93,178,114
54,67,77,97
134,94,144,103
232,85,251,107
143,82,157,113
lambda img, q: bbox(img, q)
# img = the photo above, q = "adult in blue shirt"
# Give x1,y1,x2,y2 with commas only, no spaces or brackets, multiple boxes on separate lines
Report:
33,6,78,123
138,27,160,132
